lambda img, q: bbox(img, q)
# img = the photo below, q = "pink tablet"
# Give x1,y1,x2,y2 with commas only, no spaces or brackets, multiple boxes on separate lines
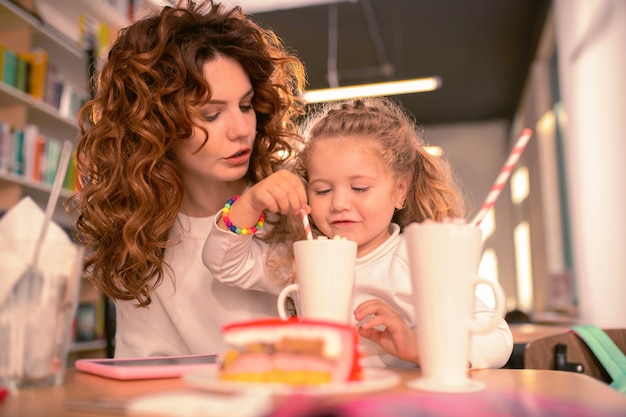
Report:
75,354,220,380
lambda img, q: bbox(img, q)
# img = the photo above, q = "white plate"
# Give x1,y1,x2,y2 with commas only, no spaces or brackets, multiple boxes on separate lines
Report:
183,367,401,396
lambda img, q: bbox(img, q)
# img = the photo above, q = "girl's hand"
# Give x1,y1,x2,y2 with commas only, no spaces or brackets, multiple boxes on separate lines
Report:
218,170,309,232
244,170,309,215
354,299,420,364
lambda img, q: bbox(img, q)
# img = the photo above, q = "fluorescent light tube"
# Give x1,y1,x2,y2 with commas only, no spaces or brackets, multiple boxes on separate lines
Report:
302,76,442,103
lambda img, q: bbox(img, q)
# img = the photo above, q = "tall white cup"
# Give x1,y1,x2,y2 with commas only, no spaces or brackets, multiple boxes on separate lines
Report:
404,222,506,393
277,238,357,323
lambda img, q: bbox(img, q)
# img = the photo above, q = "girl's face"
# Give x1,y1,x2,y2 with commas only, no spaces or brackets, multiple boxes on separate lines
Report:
174,56,257,192
307,136,409,257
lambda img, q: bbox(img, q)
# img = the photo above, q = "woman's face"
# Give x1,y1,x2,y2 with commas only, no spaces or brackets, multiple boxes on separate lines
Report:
306,135,409,257
174,56,257,190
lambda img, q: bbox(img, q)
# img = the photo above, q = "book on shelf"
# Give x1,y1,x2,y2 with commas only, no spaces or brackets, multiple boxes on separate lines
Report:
43,136,61,184
0,122,11,174
63,150,77,191
32,132,46,182
22,123,39,180
1,45,87,116
1,45,18,87
19,48,48,101
43,62,62,110
59,82,87,119
0,120,77,191
75,302,97,342
38,63,87,118
15,53,29,93
11,128,24,176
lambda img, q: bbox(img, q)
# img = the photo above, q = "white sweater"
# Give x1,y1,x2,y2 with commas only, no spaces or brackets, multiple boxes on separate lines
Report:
113,212,278,358
203,217,514,369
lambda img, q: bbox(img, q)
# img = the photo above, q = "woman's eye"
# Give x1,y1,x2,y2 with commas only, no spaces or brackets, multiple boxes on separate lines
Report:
240,104,253,112
204,113,219,122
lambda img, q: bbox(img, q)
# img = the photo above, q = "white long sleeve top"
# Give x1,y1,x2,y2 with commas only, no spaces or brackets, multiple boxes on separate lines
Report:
203,217,513,369
113,212,278,358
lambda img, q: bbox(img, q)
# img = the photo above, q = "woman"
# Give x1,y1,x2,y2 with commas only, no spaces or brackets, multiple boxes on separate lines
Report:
69,0,306,357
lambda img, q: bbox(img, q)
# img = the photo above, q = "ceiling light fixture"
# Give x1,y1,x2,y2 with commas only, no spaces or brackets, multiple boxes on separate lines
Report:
302,76,442,104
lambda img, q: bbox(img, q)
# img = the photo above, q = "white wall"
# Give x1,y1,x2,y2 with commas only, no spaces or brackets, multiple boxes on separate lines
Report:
423,1,626,327
406,2,626,325
554,0,626,327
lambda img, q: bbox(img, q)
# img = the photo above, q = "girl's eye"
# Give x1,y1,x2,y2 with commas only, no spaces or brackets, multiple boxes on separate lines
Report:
352,187,370,193
240,104,253,112
314,188,331,195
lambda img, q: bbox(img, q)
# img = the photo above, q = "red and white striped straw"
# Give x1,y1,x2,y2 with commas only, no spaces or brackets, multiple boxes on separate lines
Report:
301,209,313,240
471,128,533,226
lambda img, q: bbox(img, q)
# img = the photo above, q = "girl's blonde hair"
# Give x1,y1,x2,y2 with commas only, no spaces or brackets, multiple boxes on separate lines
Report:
264,97,466,280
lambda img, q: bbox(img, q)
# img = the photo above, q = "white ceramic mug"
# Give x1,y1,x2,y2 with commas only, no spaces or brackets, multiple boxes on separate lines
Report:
277,238,357,323
404,221,506,393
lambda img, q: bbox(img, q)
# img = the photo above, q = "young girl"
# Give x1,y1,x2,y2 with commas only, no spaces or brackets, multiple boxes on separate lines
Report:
202,97,513,368
68,1,306,357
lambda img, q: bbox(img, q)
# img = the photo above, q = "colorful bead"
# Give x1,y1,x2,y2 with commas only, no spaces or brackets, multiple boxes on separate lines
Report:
222,195,265,235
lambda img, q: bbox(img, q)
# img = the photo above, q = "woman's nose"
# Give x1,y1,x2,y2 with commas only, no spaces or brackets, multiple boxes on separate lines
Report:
227,110,255,141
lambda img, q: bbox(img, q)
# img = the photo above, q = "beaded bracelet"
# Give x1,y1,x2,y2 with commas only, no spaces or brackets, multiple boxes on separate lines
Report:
222,195,265,235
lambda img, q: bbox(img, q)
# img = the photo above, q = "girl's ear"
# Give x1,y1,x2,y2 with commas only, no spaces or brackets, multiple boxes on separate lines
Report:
394,175,411,209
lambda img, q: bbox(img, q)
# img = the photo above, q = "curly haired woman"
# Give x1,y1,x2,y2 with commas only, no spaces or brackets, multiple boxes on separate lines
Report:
69,0,306,357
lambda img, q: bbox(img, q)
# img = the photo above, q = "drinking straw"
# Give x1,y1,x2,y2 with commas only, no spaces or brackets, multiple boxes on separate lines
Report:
471,128,533,226
301,209,313,240
12,140,73,380
32,140,73,268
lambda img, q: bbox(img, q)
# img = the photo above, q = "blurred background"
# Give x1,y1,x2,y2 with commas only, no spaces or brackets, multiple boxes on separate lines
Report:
230,0,625,327
2,0,624,333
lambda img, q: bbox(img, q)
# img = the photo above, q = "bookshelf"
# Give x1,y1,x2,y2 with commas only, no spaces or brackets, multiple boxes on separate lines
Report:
0,0,142,360
0,1,163,228
2,0,166,361
0,0,90,228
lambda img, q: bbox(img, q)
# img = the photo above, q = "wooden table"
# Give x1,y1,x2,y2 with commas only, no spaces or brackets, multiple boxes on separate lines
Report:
510,323,573,345
2,367,626,417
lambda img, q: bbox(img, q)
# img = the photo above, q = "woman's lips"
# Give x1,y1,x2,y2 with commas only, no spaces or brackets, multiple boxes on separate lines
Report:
224,149,251,166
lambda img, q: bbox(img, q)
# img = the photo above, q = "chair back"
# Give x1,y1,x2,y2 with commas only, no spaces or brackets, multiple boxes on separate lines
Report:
524,328,626,383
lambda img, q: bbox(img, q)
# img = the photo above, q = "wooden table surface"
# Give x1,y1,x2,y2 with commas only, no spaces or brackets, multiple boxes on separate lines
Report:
2,367,626,417
509,323,573,344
